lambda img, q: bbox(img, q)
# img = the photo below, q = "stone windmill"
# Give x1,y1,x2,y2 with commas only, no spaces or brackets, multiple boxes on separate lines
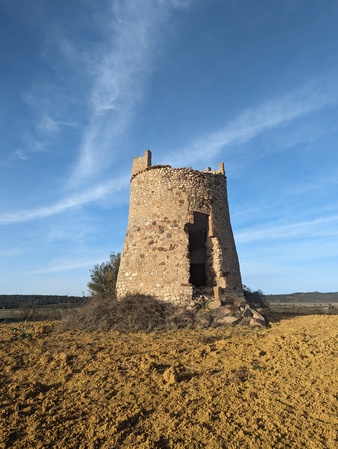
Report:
116,150,246,306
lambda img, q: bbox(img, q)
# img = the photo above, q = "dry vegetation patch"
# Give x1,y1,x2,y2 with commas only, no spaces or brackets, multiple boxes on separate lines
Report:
1,315,338,448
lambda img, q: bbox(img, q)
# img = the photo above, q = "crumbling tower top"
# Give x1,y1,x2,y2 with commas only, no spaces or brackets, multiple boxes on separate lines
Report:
132,149,152,176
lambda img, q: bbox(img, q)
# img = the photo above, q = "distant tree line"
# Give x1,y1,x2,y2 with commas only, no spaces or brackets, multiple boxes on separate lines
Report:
0,295,87,309
267,292,338,304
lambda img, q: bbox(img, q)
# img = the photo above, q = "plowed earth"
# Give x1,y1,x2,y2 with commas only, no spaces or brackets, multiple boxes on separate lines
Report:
1,315,338,449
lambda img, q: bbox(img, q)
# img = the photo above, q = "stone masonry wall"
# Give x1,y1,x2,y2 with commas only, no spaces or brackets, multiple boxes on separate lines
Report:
116,151,243,305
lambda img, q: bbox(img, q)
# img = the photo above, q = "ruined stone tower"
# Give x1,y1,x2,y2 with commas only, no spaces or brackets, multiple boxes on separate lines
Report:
116,150,244,305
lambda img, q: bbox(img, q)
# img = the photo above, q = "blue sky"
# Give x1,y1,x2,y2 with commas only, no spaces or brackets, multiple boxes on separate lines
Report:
1,0,338,296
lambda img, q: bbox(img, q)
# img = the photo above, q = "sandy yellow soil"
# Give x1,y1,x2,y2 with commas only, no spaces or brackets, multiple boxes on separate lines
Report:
1,315,337,449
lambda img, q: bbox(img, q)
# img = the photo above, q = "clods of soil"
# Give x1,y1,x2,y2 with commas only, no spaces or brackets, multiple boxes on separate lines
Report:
1,315,338,448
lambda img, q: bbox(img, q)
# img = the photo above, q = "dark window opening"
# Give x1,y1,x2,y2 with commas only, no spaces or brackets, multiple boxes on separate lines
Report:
190,263,206,287
188,212,208,287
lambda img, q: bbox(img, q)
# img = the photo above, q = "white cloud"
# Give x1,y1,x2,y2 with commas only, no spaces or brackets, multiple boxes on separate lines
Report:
236,215,338,244
284,172,338,196
12,150,28,160
69,0,194,186
167,77,338,167
37,116,59,133
0,175,129,224
2,0,198,224
27,258,100,275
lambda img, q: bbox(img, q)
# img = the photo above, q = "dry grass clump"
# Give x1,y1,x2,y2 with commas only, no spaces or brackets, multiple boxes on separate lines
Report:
60,291,269,333
61,294,196,332
243,285,269,311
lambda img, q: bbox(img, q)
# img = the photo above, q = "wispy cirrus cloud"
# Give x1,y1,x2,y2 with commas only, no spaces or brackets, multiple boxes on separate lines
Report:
69,0,195,186
27,258,103,275
284,172,338,196
236,215,338,244
12,150,28,160
0,175,129,224
2,0,197,224
37,116,77,134
168,77,338,167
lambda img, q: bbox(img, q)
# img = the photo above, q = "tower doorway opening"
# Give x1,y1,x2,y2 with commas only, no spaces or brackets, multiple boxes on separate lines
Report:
188,212,208,287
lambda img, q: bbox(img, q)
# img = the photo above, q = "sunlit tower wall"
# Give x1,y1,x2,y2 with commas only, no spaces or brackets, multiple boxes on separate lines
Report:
116,150,243,305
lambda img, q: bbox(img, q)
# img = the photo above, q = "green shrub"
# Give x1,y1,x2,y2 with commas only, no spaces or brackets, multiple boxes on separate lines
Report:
87,252,121,298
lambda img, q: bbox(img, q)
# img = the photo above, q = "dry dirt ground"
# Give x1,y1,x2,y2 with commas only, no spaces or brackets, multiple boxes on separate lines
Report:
1,315,338,449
